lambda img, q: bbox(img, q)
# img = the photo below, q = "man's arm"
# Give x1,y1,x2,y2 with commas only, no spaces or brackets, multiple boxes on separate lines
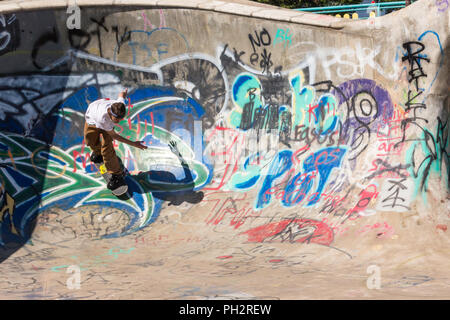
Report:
107,88,147,149
107,129,147,150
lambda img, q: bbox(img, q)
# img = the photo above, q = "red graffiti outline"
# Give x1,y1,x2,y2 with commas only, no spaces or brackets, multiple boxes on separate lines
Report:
241,218,334,245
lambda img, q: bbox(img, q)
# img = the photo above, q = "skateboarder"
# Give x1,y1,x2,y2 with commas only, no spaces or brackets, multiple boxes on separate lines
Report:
84,88,147,191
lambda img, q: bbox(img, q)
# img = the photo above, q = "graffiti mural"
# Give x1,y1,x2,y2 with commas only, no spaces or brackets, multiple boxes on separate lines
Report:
0,70,213,245
0,5,448,263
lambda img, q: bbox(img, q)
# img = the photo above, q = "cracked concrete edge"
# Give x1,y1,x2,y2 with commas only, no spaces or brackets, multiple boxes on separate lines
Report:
0,0,347,29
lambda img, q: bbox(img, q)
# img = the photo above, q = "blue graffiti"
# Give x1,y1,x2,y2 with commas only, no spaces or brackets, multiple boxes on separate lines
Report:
230,146,347,210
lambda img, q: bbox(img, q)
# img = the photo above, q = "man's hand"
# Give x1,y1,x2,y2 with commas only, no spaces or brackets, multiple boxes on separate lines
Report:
119,88,128,99
133,140,147,150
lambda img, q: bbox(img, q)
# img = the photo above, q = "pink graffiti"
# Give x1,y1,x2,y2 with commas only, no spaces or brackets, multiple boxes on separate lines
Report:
241,218,334,245
203,191,262,229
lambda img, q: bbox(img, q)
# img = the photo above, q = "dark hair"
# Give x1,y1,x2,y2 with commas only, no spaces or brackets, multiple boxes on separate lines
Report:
111,102,126,119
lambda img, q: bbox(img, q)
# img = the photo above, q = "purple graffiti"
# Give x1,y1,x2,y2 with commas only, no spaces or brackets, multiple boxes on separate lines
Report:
332,79,394,129
436,0,449,12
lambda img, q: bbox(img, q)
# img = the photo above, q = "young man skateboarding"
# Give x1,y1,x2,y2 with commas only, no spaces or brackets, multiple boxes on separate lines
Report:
84,88,147,191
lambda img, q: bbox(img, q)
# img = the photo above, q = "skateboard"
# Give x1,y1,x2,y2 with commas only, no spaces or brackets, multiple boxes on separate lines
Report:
92,158,129,196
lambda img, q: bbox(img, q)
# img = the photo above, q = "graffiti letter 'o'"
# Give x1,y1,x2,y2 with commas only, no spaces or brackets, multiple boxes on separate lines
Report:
352,91,378,126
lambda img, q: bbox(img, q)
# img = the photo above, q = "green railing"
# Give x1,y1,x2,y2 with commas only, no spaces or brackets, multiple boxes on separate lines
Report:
295,1,416,19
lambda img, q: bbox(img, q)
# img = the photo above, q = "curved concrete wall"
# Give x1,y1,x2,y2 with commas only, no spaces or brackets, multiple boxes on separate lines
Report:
0,0,448,299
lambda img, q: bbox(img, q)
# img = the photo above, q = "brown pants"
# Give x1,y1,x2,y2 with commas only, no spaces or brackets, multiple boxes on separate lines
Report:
84,122,122,175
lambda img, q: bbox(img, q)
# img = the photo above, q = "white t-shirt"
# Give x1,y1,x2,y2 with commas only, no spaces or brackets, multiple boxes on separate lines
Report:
85,97,125,131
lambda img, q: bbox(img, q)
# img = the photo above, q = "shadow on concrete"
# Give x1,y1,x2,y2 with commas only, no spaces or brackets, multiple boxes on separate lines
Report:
119,141,204,206
125,170,205,206
0,215,38,264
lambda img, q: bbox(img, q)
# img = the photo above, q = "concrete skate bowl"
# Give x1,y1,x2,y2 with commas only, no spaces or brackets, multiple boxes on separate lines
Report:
0,0,448,299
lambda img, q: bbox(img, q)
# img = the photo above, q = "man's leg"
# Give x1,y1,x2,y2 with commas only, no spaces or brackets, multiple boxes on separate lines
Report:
100,130,123,175
84,123,102,160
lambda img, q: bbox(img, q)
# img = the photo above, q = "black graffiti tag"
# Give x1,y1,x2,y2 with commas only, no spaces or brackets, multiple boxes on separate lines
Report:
248,28,274,74
381,178,410,210
402,41,430,91
31,27,59,69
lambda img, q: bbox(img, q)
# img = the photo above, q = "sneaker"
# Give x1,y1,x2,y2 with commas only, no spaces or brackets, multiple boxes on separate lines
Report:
91,152,103,163
107,174,126,190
